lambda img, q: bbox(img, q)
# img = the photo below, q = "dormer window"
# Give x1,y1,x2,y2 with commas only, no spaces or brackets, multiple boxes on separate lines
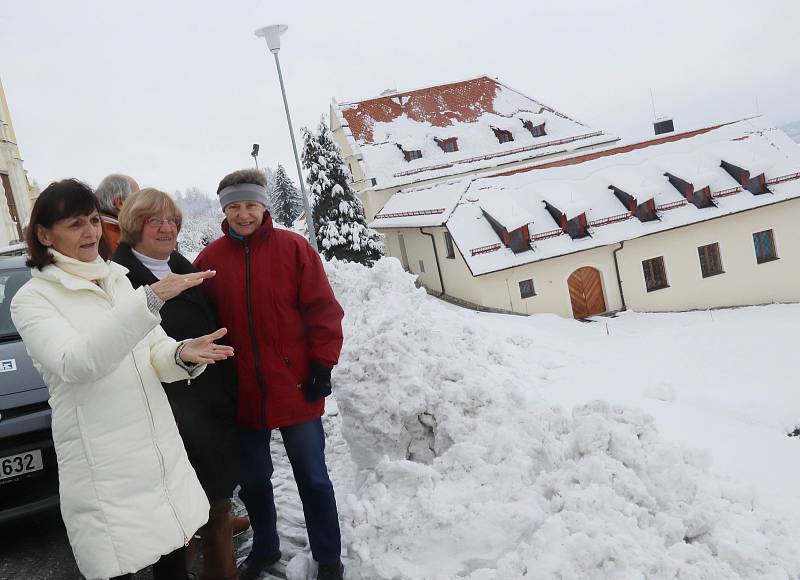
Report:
492,128,514,144
435,137,459,153
609,185,657,222
664,172,715,209
522,120,547,138
480,210,531,254
543,201,588,239
396,144,423,162
720,160,770,195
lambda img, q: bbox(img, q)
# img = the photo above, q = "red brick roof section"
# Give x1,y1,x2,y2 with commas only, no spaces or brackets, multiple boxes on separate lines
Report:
341,76,500,143
494,120,746,178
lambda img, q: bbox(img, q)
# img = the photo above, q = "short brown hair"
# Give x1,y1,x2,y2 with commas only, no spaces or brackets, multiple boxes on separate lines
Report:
118,188,183,245
25,179,111,269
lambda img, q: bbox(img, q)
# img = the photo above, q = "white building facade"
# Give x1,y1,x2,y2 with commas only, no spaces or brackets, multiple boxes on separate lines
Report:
0,77,37,245
332,77,800,318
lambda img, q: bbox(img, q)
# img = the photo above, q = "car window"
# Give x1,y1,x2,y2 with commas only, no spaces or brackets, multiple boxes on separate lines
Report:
0,268,31,337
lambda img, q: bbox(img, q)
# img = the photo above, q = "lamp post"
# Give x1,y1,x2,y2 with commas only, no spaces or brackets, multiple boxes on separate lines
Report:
255,24,318,251
251,143,260,170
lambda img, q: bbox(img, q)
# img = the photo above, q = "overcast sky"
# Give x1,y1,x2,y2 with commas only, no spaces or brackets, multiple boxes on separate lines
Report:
1,0,798,196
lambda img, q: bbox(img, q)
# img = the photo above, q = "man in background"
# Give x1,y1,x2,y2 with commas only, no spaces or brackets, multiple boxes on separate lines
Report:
94,173,139,252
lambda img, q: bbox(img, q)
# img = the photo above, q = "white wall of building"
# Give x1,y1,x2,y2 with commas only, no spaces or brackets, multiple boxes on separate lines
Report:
378,224,624,317
0,78,35,245
0,150,32,245
332,101,800,318
379,199,800,318
381,226,443,294
476,246,624,317
618,198,800,312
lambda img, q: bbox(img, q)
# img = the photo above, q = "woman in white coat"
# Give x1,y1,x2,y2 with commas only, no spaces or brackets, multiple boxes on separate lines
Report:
11,179,234,580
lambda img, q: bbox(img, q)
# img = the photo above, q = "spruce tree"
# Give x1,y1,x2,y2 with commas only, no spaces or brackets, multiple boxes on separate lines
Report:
270,164,303,227
301,119,384,265
262,166,276,215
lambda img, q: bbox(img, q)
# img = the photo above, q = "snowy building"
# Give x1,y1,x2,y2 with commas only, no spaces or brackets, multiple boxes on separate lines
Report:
331,77,800,318
330,75,619,221
0,77,37,244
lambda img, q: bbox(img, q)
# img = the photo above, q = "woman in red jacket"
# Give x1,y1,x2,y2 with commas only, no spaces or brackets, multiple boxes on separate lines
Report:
194,169,345,580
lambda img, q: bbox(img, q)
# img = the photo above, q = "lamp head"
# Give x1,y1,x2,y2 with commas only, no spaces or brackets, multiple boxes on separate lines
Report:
255,24,288,53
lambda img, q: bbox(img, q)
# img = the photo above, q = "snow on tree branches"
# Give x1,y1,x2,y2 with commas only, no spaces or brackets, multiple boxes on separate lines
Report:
174,187,224,255
270,164,303,228
301,119,384,265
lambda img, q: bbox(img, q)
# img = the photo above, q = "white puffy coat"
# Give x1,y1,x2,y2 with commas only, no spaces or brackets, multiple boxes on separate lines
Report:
11,261,210,580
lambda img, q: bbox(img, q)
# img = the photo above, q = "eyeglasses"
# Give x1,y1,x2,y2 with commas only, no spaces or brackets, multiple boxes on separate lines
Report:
144,217,181,228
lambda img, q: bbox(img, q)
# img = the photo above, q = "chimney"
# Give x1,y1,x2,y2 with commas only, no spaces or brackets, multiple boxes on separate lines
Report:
653,117,675,136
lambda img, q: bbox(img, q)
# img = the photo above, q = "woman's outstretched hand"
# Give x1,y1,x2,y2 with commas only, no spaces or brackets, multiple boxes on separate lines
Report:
151,270,216,301
179,328,234,365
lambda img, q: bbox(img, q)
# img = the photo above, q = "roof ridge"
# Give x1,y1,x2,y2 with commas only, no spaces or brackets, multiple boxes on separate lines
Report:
492,116,763,179
490,79,591,129
337,74,495,107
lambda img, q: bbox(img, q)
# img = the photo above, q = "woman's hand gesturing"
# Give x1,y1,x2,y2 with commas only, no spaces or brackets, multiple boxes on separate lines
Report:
179,328,234,365
151,270,216,301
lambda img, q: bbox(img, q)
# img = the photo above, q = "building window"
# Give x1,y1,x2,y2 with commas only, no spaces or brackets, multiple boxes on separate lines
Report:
397,144,423,162
642,256,668,292
418,259,425,273
518,278,535,299
698,243,724,278
753,230,778,263
523,120,547,138
444,232,455,259
435,137,459,153
493,128,514,144
0,173,22,240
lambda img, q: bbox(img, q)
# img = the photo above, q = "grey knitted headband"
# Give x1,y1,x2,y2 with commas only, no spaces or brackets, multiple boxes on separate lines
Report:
218,183,269,209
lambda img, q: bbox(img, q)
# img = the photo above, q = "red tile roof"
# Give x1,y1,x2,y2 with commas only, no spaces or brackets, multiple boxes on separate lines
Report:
341,76,511,143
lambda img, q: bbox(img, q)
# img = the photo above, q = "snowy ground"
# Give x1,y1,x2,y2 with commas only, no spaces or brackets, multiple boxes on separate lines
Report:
253,257,799,580
8,256,797,579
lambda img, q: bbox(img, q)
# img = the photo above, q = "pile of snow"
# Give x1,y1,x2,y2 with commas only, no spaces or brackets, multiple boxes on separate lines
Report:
324,258,800,579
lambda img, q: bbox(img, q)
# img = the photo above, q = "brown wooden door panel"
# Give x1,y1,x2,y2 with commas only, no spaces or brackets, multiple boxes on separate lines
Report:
568,267,606,319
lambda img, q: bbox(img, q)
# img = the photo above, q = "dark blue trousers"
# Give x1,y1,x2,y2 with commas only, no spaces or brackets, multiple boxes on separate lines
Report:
238,418,341,564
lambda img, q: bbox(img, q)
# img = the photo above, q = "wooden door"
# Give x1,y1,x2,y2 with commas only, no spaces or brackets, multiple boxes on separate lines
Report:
568,267,606,319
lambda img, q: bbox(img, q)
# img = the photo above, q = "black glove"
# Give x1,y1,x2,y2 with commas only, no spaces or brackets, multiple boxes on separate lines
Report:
304,361,332,402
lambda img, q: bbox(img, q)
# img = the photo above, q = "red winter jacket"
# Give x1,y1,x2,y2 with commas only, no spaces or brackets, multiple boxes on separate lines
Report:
194,215,344,430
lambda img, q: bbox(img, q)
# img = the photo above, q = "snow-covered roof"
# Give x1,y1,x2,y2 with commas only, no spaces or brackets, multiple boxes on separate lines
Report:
371,178,469,228
479,196,536,231
372,116,800,276
333,76,618,189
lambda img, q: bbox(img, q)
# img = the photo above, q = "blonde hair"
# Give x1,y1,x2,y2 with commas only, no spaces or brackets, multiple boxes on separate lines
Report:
118,188,183,245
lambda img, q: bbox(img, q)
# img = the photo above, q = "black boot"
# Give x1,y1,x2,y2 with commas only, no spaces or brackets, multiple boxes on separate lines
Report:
152,546,193,580
317,560,344,580
238,550,281,580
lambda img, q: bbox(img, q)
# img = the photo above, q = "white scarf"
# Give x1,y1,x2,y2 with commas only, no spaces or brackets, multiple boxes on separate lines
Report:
49,248,110,282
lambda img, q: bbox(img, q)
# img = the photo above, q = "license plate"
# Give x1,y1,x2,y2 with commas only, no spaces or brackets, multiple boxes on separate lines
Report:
0,449,44,481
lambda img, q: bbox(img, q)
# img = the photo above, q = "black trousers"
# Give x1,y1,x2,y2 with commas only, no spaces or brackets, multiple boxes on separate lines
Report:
109,545,187,579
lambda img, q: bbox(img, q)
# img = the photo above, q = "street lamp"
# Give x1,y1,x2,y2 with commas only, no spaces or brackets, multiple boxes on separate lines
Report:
255,24,319,251
251,143,260,170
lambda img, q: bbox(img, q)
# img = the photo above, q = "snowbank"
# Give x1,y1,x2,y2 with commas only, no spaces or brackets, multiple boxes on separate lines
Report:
325,258,800,579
